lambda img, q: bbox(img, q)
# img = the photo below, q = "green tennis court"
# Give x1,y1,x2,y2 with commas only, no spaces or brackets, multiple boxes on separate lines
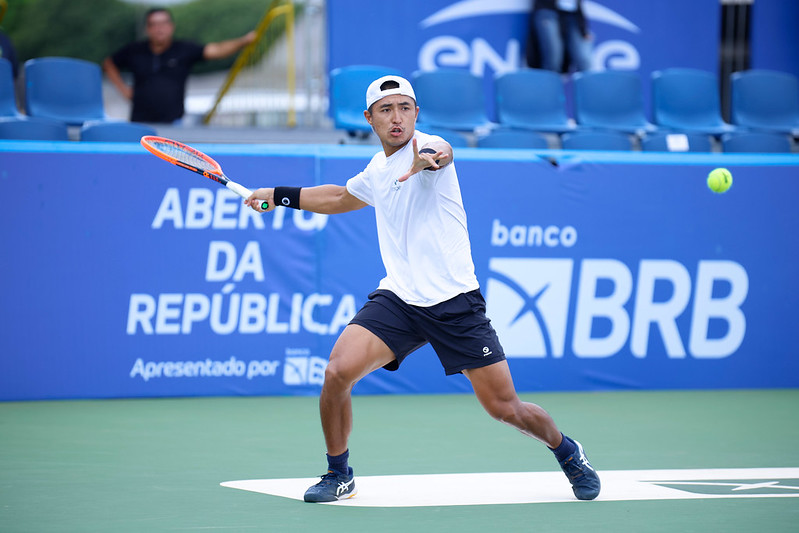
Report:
2,389,797,532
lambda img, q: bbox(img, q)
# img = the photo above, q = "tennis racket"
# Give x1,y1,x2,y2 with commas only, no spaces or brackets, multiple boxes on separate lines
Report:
140,135,268,210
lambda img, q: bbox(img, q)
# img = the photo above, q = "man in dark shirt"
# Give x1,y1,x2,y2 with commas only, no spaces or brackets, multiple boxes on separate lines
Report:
103,7,255,123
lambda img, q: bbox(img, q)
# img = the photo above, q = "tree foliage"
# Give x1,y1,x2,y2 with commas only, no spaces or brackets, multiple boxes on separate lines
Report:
4,0,139,64
3,0,288,71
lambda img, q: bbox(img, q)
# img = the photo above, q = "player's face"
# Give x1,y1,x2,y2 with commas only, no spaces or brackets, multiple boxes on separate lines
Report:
365,95,419,155
146,11,175,45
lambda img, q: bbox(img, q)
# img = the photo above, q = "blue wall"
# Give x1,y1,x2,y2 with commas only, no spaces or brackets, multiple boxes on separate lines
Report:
328,0,725,75
1,142,798,400
327,0,799,119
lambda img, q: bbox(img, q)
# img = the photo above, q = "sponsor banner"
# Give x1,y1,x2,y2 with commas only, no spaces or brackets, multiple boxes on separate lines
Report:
327,1,799,119
327,0,719,118
0,145,797,399
472,157,795,391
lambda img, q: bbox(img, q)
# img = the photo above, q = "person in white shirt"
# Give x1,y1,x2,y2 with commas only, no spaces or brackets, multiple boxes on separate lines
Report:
245,75,600,503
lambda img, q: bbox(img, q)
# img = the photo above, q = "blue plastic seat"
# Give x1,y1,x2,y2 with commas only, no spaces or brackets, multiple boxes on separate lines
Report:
24,57,106,125
652,68,736,135
494,69,575,133
412,69,491,131
561,130,632,151
0,58,20,118
415,123,471,147
0,117,70,140
477,128,549,149
329,65,402,133
573,71,656,134
721,132,792,153
641,132,713,152
80,121,156,142
731,70,799,135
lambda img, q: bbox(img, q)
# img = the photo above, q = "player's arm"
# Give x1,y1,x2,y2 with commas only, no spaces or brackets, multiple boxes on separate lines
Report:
203,31,257,60
102,56,133,100
245,184,367,215
397,138,453,182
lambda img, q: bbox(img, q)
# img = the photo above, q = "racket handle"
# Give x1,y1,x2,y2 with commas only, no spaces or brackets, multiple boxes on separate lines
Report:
226,181,269,210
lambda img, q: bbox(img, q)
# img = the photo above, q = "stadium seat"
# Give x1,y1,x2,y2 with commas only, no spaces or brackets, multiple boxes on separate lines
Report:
573,70,656,134
0,117,70,141
24,57,107,125
721,131,792,153
641,132,713,152
477,128,549,149
0,58,21,118
329,65,403,134
412,69,492,131
561,130,633,151
652,68,736,135
80,121,156,142
731,69,799,135
415,123,471,147
494,69,575,133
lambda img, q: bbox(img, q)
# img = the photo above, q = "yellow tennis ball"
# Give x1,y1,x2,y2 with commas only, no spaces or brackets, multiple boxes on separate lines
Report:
707,167,732,193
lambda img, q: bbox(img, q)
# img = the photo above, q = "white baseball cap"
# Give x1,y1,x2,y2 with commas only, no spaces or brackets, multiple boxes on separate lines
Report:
365,75,417,110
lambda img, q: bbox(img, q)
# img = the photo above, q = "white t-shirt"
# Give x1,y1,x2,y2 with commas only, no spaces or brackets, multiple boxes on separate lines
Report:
346,131,479,307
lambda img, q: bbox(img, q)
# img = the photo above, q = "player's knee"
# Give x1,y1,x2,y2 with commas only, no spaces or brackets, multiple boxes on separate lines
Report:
323,361,348,387
323,357,361,390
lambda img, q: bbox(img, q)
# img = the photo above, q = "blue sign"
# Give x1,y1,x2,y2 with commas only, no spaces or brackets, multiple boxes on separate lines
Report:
1,142,798,400
327,0,798,119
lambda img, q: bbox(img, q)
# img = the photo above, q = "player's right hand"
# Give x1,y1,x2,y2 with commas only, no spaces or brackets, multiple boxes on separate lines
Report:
246,188,276,212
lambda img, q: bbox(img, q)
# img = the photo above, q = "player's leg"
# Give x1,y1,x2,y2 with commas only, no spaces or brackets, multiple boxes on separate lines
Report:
424,288,599,500
463,361,601,500
462,361,561,447
304,323,395,503
320,323,396,456
418,290,561,446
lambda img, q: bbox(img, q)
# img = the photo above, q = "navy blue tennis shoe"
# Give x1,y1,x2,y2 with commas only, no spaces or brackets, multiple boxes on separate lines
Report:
558,440,600,500
303,467,356,502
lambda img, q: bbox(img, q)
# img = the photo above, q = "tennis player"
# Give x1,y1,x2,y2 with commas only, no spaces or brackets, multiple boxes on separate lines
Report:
245,75,600,503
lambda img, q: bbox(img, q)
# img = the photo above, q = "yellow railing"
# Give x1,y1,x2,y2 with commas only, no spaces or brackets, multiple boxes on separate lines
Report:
203,1,295,126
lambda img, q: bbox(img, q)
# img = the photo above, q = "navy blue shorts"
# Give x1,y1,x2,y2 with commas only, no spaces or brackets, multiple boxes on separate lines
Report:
349,289,506,375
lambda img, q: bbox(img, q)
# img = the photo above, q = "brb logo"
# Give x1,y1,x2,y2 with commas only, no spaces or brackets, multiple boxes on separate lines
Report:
485,258,748,359
283,349,327,386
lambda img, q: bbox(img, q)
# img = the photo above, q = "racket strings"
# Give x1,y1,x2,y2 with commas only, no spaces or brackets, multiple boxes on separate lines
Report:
149,140,218,173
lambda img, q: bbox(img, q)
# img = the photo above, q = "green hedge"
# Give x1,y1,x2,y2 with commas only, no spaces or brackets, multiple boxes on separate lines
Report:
2,0,293,72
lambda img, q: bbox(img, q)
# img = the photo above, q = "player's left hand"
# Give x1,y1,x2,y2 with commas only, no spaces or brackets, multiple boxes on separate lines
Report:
398,138,450,182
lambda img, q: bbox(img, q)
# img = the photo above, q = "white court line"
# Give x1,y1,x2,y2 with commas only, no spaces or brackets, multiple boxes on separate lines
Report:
221,467,799,507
